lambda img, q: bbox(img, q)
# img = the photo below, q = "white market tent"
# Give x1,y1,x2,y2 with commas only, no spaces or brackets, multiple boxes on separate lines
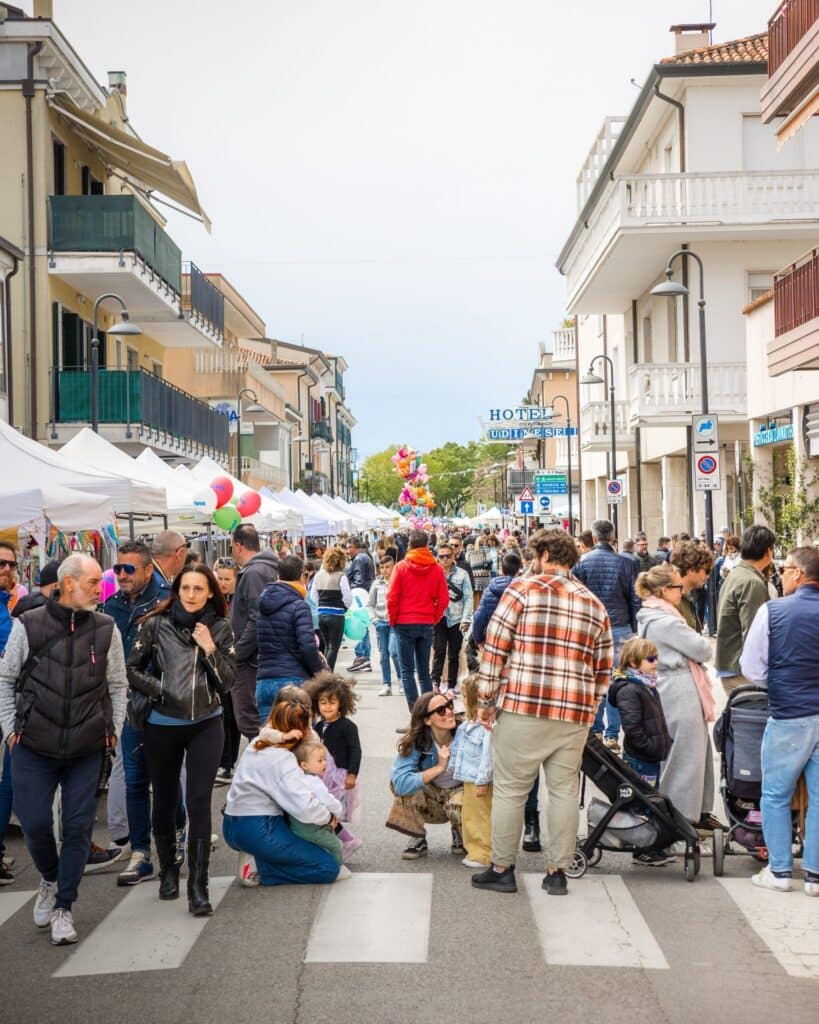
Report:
471,506,504,526
296,490,349,532
189,458,301,533
135,448,210,523
354,501,396,528
327,495,372,531
0,477,114,532
261,488,332,536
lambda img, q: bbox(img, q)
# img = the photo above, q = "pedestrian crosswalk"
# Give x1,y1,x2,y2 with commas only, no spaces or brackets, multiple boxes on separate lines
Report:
2,869,817,980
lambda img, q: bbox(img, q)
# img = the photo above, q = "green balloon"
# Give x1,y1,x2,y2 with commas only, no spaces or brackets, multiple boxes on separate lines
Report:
229,496,240,506
213,506,241,531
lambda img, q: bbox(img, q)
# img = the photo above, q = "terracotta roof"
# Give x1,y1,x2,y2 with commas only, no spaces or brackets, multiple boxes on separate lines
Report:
660,31,768,66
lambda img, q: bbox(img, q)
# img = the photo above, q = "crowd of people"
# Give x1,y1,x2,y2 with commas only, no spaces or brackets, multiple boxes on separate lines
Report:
0,513,817,948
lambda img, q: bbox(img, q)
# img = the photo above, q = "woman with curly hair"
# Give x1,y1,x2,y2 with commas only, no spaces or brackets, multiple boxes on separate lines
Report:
386,690,463,860
310,547,352,670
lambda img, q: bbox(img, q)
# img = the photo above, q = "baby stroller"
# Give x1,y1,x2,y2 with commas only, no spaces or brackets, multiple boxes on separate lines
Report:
572,732,703,882
711,684,802,875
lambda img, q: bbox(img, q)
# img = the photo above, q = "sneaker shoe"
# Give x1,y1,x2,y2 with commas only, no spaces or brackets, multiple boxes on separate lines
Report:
752,865,793,892
543,869,569,895
471,865,517,893
117,850,154,887
1,856,14,869
0,862,14,886
446,688,458,699
350,659,371,673
33,879,58,928
603,737,621,753
462,857,490,868
238,853,260,887
450,825,465,855
804,873,819,897
342,837,364,860
175,828,187,868
632,849,671,867
50,908,78,946
377,685,392,697
401,836,428,860
697,813,728,833
214,767,233,786
84,842,126,874
335,865,352,882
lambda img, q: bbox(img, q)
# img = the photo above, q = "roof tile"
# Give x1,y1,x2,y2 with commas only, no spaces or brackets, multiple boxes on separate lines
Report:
660,31,768,66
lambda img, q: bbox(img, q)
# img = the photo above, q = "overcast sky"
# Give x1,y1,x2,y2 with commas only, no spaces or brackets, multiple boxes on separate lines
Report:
52,0,775,456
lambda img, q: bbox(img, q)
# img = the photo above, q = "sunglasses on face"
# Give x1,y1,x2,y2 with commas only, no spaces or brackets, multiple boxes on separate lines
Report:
439,554,453,560
664,584,683,591
428,700,454,716
113,563,137,575
646,655,658,664
0,559,17,570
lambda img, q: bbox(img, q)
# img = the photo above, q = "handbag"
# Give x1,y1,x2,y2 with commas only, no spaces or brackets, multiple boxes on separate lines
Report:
126,687,152,731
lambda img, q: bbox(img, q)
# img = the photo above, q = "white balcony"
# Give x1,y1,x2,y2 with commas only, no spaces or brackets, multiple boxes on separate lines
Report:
627,362,747,426
562,170,819,311
552,327,576,366
580,400,634,451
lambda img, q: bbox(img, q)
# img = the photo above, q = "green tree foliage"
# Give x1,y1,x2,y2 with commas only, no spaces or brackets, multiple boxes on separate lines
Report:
754,445,819,552
359,447,402,507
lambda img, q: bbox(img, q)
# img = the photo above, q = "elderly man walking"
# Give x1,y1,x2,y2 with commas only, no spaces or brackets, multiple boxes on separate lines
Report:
740,546,819,896
0,555,127,945
472,529,613,896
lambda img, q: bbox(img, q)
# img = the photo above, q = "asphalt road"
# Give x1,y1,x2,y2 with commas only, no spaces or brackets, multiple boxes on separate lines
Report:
1,643,817,1024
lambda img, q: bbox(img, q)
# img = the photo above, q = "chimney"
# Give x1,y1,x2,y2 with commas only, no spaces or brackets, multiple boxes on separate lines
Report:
108,70,127,107
670,23,715,55
34,0,53,18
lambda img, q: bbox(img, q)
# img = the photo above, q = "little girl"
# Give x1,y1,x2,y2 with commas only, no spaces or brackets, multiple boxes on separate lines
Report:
306,673,363,828
450,673,493,868
290,739,344,864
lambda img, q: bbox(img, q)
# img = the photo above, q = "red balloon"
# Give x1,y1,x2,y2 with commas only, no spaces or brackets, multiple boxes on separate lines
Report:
237,491,262,517
210,476,233,509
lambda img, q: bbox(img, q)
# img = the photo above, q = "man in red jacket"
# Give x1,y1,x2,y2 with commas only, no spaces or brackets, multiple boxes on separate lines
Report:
388,531,449,710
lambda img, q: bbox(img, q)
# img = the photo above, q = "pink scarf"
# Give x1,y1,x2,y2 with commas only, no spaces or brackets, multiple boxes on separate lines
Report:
641,596,716,723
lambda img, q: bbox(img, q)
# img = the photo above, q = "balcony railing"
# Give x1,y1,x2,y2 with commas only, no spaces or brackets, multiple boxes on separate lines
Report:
49,195,182,294
183,262,225,338
335,370,345,399
579,400,634,450
775,249,819,335
769,0,819,75
54,368,229,455
311,418,333,442
552,327,576,364
627,363,747,422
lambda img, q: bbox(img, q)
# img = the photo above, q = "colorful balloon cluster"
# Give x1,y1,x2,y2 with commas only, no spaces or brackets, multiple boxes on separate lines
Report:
391,445,435,529
207,476,263,531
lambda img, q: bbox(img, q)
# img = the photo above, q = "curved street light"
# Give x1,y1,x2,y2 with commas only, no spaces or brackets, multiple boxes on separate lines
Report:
582,352,618,534
550,393,574,534
236,386,264,482
91,292,141,433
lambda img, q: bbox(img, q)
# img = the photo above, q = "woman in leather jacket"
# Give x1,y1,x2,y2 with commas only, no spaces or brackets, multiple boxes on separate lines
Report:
127,564,235,916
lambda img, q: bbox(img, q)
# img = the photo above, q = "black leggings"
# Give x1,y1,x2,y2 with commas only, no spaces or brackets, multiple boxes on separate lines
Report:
220,692,242,771
319,614,345,670
143,716,224,842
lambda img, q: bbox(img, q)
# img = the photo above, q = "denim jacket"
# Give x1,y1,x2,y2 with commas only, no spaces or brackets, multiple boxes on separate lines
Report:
443,565,474,627
391,744,440,796
450,720,493,786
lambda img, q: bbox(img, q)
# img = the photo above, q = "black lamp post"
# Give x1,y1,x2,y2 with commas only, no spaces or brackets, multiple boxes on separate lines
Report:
91,293,141,433
236,387,264,482
581,353,619,535
551,393,574,534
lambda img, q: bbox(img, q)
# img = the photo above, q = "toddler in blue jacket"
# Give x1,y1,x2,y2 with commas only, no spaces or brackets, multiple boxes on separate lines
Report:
451,674,493,867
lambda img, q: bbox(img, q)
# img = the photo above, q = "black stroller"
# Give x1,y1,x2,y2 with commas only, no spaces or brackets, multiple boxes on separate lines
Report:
571,732,703,882
711,684,802,875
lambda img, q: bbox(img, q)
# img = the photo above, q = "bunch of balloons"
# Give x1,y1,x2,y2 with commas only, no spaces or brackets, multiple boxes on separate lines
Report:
391,445,435,529
204,476,263,531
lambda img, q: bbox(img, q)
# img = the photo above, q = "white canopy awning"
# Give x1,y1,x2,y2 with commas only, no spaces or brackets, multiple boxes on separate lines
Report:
58,429,168,515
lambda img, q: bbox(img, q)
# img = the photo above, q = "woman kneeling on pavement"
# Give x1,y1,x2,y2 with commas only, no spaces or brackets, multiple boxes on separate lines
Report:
386,691,464,859
222,695,349,886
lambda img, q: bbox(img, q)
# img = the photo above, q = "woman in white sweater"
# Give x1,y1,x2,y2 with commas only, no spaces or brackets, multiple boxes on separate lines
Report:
222,697,348,885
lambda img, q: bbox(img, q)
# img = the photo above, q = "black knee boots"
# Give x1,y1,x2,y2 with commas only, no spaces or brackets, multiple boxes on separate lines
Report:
154,835,180,900
522,809,542,852
187,838,213,916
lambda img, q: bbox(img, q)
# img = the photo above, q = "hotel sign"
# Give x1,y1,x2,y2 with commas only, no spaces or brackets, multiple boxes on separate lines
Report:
753,424,794,447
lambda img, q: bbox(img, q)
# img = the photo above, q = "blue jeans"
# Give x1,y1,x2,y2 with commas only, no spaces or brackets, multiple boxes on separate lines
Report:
11,743,102,910
355,629,372,660
623,752,660,787
223,813,339,885
122,721,185,855
760,715,819,875
0,744,13,857
395,624,434,710
375,621,401,686
256,678,304,726
593,625,631,739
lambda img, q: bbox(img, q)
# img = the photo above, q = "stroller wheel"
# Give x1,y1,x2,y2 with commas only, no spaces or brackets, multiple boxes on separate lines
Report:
588,846,602,867
684,856,696,882
565,848,588,879
712,829,725,877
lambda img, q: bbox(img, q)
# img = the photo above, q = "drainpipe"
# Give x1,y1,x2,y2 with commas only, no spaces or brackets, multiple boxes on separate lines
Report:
632,300,643,533
24,41,43,437
3,252,20,425
653,84,685,173
574,316,582,528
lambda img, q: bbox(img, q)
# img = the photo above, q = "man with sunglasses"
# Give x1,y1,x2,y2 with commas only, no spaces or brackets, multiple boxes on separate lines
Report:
104,541,172,887
432,544,473,698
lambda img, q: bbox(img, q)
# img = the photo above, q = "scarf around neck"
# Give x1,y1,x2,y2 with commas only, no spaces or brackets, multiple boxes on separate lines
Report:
641,595,715,722
170,600,216,633
280,580,307,599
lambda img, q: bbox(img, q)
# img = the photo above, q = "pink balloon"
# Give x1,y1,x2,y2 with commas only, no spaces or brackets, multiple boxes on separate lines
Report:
237,491,262,517
100,568,117,603
210,476,233,509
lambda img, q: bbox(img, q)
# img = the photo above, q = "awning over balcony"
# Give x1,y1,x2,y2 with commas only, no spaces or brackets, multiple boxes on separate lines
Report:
49,97,211,232
777,87,819,147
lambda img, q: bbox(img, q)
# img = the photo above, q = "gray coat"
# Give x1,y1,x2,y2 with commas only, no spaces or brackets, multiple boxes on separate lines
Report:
637,605,715,823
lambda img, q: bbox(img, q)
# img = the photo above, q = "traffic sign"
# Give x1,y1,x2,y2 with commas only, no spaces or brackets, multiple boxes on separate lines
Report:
693,413,720,454
516,499,534,515
694,452,721,491
518,486,535,502
538,495,551,511
606,479,623,505
534,473,567,495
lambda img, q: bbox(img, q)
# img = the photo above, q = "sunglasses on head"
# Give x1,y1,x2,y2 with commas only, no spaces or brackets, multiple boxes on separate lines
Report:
0,559,17,570
214,558,237,569
113,563,137,575
428,699,454,716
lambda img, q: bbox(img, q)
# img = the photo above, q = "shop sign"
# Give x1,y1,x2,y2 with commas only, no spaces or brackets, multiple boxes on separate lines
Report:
753,424,794,447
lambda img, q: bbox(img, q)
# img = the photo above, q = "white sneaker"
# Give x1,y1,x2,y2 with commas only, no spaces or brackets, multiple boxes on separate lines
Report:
804,878,819,897
50,908,78,945
377,685,392,697
752,865,793,892
335,865,352,882
462,857,490,868
238,853,259,888
33,879,58,928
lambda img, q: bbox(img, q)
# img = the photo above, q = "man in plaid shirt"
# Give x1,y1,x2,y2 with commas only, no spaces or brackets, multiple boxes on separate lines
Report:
472,528,613,896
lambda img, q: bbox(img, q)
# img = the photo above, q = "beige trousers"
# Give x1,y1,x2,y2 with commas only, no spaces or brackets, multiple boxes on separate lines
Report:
462,782,493,864
491,711,588,871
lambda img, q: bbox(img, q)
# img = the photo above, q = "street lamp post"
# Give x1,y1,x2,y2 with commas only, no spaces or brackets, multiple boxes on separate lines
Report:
581,354,619,535
651,248,715,624
550,393,574,535
236,387,262,483
91,293,141,433
292,434,310,489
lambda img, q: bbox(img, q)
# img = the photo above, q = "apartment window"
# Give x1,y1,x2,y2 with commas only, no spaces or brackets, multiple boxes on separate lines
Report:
81,166,103,195
663,145,674,173
642,316,653,363
748,272,774,303
126,346,139,372
115,338,122,369
152,361,163,378
52,139,66,196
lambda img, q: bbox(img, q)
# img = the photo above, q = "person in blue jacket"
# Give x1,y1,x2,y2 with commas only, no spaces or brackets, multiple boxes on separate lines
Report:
255,555,324,724
471,551,523,646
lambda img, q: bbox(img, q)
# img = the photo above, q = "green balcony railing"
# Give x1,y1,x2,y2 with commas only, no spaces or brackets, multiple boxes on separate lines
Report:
54,368,229,455
310,418,333,442
49,195,182,295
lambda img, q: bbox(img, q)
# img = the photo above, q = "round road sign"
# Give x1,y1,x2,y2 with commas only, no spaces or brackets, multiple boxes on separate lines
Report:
606,479,622,496
697,455,717,475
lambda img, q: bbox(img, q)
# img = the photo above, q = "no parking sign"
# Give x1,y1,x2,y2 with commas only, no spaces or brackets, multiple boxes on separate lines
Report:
606,479,623,505
694,453,721,491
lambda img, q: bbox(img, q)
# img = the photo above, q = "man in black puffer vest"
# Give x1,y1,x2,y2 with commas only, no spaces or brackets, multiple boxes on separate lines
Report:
0,555,127,947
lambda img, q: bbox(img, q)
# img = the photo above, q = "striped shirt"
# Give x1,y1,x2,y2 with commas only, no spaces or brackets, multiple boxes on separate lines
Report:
478,570,614,723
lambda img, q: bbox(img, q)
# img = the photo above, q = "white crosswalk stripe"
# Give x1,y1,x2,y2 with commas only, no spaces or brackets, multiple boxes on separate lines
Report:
51,876,233,977
0,890,36,928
